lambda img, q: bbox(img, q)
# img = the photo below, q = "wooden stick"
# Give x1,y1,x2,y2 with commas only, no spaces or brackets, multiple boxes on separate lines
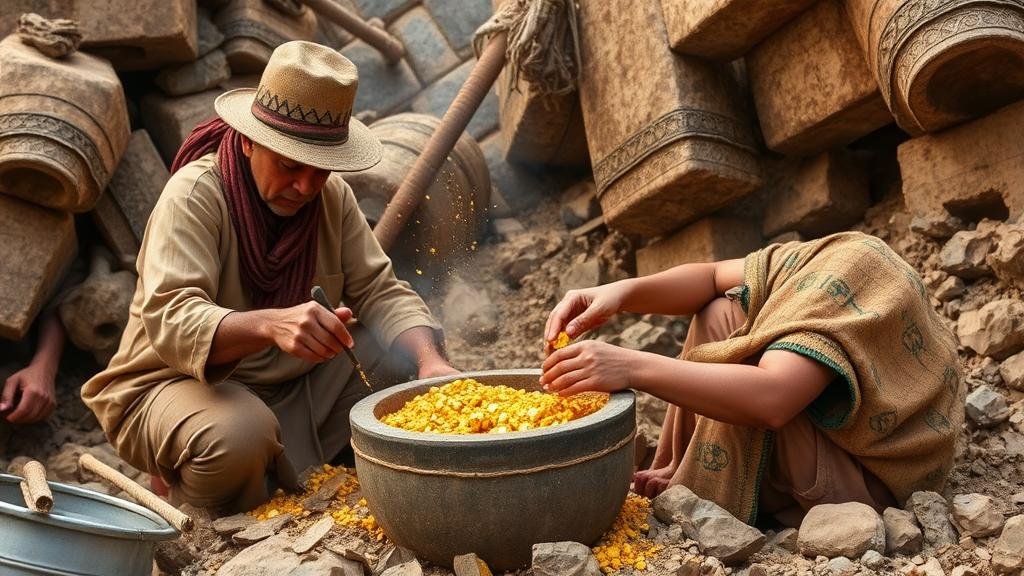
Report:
373,32,509,252
79,453,194,533
302,0,405,63
19,460,53,513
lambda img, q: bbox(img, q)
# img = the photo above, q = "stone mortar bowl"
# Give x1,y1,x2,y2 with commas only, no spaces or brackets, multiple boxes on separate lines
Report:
349,369,635,570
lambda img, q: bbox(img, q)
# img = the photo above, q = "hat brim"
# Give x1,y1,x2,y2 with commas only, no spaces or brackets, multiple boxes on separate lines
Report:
214,88,382,172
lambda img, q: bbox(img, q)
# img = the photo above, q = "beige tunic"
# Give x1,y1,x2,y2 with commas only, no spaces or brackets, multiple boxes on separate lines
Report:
82,154,440,441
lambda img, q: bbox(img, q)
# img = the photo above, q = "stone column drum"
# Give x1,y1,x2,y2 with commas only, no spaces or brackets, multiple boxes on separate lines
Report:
0,35,130,213
343,113,491,287
214,0,318,74
577,0,762,237
846,0,1024,135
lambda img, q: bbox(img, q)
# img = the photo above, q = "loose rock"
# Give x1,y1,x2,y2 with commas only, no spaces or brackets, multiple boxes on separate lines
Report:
965,386,1012,427
991,514,1024,574
217,534,363,575
453,553,490,576
950,567,978,576
861,549,886,570
291,516,334,554
652,485,765,565
952,493,1005,537
232,513,294,545
827,556,855,574
798,502,884,559
301,471,353,513
917,557,946,576
957,299,1024,359
989,223,1024,290
940,230,994,279
1000,351,1024,392
907,492,959,549
212,513,257,535
910,213,964,240
934,276,966,302
531,541,602,576
885,507,925,555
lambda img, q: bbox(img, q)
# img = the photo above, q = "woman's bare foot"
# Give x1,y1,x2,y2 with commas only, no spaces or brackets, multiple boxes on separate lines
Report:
633,461,679,498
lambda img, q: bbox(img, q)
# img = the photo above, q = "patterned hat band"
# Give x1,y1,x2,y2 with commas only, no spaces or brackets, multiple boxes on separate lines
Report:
250,87,350,144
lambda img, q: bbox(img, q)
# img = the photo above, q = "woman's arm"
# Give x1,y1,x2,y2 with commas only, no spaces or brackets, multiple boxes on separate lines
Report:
545,258,745,342
541,342,833,430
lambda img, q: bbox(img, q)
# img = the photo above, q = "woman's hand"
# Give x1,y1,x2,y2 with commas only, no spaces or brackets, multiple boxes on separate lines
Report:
540,340,639,396
544,283,629,351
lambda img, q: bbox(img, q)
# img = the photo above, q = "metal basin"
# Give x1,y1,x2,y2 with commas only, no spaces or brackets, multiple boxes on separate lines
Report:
350,369,635,570
0,473,178,575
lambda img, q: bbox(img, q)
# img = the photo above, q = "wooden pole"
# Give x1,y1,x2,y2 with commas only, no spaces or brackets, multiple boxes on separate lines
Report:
19,460,53,513
373,32,509,252
79,453,194,533
302,0,406,63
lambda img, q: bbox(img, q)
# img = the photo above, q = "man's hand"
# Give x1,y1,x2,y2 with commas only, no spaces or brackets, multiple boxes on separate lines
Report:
540,340,638,396
264,302,355,363
417,360,459,380
1,364,57,424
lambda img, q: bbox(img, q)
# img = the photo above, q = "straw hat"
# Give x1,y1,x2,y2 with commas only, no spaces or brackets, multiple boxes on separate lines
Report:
215,40,382,172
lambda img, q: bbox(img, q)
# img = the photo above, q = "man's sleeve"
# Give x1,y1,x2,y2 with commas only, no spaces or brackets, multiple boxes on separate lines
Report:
336,184,441,349
138,170,237,385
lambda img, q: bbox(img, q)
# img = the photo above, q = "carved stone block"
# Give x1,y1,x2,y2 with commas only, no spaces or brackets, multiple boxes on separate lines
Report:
747,0,893,155
214,0,318,74
899,98,1024,225
846,0,1024,135
491,0,588,167
141,89,223,165
0,35,130,213
577,0,762,237
93,130,169,266
662,0,817,60
1,0,197,69
0,195,76,341
636,217,763,277
762,149,871,238
77,0,197,69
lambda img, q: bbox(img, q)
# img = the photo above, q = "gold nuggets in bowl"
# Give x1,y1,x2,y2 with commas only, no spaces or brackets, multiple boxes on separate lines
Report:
381,378,608,434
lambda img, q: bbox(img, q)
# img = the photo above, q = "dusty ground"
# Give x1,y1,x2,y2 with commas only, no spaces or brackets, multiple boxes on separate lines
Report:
1,181,1022,576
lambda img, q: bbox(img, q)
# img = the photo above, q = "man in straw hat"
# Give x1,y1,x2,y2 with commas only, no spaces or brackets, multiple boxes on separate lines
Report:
542,232,963,527
82,41,456,513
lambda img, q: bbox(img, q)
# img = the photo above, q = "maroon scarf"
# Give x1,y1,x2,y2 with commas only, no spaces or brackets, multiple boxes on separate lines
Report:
171,118,320,309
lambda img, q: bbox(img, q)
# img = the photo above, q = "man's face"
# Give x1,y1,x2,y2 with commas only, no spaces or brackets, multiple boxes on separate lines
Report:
242,136,331,217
